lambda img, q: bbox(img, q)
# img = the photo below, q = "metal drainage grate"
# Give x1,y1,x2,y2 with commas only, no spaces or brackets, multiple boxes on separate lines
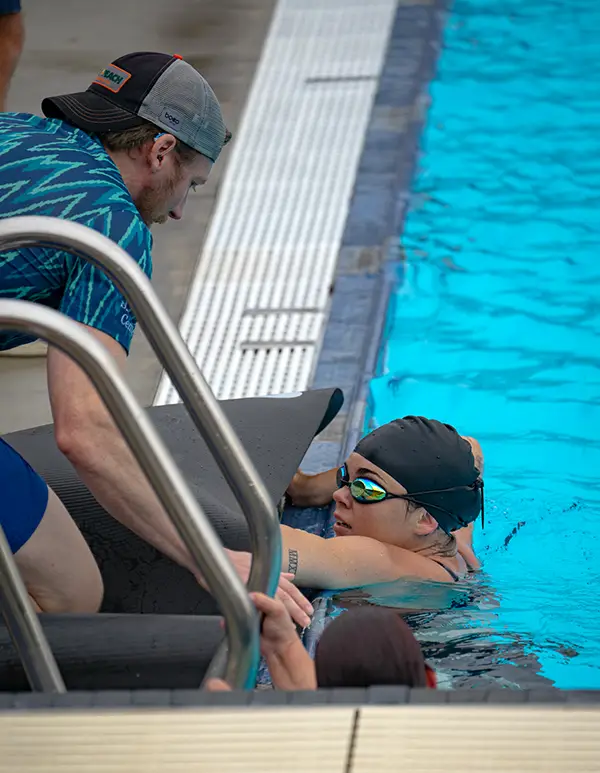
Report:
155,0,397,404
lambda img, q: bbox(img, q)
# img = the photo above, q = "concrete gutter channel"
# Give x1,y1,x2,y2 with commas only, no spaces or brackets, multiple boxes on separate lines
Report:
305,0,447,473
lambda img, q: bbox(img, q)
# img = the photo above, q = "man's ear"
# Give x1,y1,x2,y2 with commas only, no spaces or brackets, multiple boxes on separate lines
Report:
148,133,177,171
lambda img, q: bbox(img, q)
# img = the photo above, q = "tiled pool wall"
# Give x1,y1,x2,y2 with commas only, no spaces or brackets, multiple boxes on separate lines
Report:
306,0,447,473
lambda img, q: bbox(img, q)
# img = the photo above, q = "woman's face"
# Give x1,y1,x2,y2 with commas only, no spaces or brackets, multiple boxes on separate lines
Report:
332,452,438,547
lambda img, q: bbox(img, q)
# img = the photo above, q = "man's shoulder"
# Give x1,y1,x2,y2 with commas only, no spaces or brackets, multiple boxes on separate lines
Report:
0,112,118,182
82,209,153,277
0,112,94,152
0,114,146,240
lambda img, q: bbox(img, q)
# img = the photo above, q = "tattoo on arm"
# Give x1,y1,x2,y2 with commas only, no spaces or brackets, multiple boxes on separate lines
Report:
287,549,299,577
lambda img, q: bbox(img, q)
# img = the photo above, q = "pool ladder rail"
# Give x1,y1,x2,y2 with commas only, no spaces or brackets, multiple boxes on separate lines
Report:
0,215,283,692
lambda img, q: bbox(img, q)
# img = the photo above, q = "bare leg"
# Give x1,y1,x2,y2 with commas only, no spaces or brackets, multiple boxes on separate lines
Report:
14,488,104,613
0,10,24,112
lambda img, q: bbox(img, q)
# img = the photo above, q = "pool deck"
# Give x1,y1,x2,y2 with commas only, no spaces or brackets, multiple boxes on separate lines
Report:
0,0,276,433
0,0,441,450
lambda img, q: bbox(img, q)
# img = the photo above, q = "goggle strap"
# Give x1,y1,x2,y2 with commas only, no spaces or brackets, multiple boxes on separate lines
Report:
337,467,485,529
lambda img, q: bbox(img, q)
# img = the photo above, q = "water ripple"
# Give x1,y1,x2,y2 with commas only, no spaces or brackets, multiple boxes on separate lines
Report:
369,0,600,688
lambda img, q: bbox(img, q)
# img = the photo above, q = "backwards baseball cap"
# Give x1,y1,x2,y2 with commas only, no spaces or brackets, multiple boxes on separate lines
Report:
354,416,484,533
42,52,231,163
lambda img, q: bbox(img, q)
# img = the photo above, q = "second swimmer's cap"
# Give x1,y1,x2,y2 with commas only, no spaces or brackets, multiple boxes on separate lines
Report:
354,416,483,533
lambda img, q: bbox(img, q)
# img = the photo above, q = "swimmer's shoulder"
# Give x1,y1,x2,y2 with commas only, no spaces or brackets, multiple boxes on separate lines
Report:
384,543,463,584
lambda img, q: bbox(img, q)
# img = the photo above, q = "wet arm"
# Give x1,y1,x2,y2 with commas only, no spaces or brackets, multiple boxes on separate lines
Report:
286,468,338,507
454,436,484,570
280,525,434,589
463,436,484,474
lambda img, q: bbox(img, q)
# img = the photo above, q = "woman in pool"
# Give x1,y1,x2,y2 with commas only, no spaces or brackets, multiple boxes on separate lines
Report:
229,416,484,628
276,416,484,590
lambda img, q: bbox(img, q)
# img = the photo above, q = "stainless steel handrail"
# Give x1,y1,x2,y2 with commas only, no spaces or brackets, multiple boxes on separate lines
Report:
0,526,66,693
0,217,280,592
0,300,259,689
0,215,283,683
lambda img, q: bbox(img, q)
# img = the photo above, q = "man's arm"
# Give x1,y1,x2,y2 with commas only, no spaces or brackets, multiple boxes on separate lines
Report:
48,328,200,574
47,329,314,626
280,524,450,589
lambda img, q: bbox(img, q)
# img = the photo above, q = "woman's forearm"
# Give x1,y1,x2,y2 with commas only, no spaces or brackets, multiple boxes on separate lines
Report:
287,468,338,507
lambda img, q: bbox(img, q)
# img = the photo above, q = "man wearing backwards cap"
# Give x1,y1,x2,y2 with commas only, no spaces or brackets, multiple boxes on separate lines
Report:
244,416,484,589
0,52,312,626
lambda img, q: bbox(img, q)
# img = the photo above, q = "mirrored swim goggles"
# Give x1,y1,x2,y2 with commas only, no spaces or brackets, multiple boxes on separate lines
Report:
335,464,485,528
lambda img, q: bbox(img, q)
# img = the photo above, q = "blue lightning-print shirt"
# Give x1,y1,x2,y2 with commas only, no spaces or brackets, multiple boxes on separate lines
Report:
0,112,152,353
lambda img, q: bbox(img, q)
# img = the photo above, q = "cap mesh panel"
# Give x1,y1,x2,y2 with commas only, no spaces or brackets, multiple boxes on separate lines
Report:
138,59,228,162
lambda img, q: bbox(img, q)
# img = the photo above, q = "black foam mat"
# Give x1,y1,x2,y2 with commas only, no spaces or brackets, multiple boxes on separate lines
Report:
0,614,224,691
2,388,343,615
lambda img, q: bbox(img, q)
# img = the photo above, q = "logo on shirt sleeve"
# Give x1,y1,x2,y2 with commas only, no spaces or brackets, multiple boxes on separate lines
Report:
120,300,135,335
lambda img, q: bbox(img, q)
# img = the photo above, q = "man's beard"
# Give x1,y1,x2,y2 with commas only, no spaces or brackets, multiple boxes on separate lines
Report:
134,171,181,227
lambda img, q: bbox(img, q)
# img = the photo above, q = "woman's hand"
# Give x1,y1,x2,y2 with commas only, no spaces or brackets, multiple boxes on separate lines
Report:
204,592,318,693
224,550,314,628
454,523,480,571
251,591,317,691
204,677,231,692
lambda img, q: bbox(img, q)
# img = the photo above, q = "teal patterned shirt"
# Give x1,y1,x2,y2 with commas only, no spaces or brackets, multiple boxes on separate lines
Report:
0,113,152,352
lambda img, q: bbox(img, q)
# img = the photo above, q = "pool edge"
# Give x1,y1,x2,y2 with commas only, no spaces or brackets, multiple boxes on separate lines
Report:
306,0,448,471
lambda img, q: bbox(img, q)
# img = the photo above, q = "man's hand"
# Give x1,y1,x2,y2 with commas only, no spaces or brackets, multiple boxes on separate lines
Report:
225,549,313,628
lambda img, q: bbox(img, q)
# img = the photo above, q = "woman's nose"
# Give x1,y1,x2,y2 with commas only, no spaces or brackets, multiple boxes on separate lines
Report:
333,486,351,507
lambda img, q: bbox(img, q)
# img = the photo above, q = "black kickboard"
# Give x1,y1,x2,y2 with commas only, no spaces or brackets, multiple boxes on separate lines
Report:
2,388,343,615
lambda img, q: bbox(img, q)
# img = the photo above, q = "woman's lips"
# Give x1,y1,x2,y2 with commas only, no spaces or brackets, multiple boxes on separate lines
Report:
333,513,352,536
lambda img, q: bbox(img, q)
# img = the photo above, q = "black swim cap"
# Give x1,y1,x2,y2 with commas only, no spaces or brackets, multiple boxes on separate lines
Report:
354,416,483,533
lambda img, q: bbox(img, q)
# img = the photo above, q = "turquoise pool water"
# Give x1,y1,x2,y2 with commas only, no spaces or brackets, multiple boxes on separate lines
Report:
368,0,600,689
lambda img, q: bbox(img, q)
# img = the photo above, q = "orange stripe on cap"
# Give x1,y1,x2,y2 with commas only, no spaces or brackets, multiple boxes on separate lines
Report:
173,54,183,60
